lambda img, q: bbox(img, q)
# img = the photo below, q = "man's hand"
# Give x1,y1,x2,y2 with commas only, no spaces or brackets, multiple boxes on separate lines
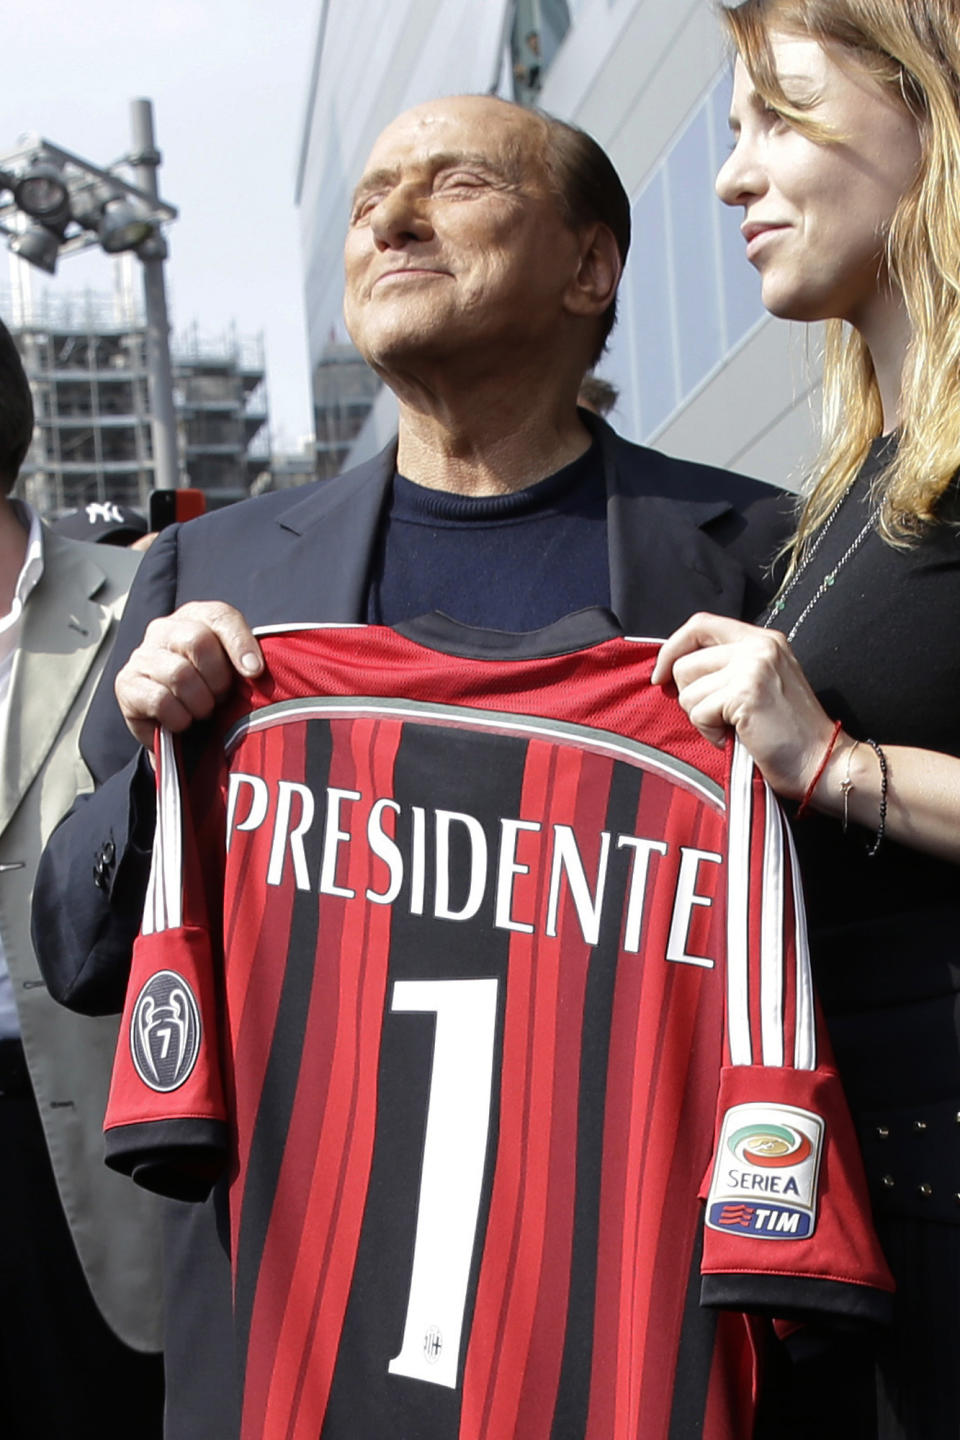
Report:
115,601,263,749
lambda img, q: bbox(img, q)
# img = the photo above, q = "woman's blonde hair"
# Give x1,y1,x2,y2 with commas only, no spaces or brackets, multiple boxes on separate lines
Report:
719,0,960,558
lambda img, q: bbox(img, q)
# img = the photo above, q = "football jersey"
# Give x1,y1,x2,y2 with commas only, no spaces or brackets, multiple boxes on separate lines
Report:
104,610,893,1440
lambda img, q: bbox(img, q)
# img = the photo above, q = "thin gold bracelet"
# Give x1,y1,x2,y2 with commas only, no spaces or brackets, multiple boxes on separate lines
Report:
840,739,860,834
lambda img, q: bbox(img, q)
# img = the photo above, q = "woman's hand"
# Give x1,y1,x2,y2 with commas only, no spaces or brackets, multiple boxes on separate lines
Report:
650,612,839,801
652,613,960,863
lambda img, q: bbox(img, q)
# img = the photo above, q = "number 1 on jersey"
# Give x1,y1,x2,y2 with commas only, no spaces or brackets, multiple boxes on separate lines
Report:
388,977,499,1388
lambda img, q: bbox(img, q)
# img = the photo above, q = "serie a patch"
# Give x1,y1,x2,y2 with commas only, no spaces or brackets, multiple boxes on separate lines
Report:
706,1102,824,1240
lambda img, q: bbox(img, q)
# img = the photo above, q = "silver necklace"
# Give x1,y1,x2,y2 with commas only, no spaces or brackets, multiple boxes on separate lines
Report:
764,484,884,642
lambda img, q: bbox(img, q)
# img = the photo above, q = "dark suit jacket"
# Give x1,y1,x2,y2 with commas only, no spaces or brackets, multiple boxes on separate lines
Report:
34,418,789,1018
30,419,789,1440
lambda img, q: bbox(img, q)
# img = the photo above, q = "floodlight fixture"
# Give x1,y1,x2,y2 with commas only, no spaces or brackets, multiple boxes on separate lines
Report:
98,197,155,253
136,229,168,262
0,100,180,490
67,180,115,232
14,162,70,224
8,222,60,274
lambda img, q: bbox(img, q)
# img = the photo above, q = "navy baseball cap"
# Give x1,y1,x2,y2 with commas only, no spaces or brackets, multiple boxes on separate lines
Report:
52,502,149,546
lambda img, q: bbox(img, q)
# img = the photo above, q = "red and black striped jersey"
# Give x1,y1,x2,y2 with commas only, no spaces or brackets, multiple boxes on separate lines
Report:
105,611,893,1440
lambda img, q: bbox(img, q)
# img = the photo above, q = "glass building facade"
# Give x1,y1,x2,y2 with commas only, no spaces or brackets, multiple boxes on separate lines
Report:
603,70,766,444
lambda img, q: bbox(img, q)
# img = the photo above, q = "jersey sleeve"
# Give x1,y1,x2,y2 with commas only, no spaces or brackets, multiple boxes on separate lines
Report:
699,740,894,1324
104,727,229,1202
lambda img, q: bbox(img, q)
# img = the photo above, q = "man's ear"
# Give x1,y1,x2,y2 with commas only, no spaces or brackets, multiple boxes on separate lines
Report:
562,222,622,320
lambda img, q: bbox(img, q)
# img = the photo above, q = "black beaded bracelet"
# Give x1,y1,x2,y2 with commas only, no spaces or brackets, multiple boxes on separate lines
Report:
863,738,888,857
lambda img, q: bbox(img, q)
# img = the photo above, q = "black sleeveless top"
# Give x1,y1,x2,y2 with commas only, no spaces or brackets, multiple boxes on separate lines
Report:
777,442,960,1167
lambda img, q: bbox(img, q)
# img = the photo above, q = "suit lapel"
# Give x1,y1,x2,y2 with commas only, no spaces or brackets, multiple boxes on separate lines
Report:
0,536,111,837
600,428,747,635
608,492,747,635
249,443,396,623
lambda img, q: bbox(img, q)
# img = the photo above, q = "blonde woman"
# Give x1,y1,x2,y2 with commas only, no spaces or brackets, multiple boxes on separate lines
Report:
653,1,960,1434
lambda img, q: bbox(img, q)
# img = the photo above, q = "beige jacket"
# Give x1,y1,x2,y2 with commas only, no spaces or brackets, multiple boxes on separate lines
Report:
0,526,163,1351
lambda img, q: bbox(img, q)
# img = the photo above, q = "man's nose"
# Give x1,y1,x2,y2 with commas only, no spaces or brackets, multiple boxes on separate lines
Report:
370,186,435,250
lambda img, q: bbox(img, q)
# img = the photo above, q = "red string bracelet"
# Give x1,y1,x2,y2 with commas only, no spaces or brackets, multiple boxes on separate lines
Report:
796,719,843,818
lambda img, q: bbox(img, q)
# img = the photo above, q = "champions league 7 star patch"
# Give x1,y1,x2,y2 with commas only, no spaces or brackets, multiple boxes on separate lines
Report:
130,970,202,1093
706,1102,824,1239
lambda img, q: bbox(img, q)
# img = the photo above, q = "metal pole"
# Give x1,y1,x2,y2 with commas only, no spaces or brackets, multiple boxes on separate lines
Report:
489,0,519,94
128,98,179,490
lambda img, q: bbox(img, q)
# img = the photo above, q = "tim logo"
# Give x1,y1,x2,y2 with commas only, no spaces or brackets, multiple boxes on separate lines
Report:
423,1328,443,1364
708,1201,811,1238
130,971,201,1093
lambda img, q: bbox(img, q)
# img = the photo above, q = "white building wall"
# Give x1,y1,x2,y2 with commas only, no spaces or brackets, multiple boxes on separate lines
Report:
297,0,824,490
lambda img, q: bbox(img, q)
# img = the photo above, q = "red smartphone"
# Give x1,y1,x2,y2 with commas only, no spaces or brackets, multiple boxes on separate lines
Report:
148,488,207,531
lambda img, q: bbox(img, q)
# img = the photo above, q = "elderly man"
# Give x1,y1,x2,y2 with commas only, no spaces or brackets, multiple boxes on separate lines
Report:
34,97,794,1439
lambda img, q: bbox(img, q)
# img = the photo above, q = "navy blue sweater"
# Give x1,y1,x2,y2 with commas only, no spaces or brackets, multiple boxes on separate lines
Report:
367,443,608,630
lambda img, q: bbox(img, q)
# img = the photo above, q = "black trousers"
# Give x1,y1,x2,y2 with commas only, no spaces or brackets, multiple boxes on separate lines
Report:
0,1048,164,1440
